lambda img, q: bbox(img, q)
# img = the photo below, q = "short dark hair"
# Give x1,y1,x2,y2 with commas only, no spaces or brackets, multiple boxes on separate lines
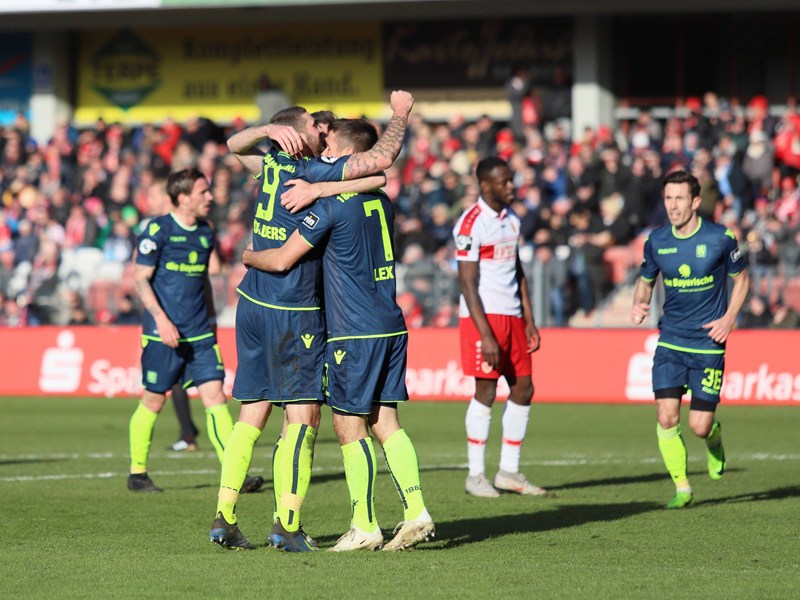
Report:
327,119,378,153
475,156,509,183
269,107,311,153
269,106,309,129
311,110,337,127
166,168,205,206
663,170,701,198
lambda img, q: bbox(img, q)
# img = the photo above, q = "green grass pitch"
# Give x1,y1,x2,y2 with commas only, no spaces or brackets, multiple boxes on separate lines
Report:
1,397,798,598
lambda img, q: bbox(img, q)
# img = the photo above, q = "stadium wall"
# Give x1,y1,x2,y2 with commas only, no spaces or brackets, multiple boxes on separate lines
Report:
1,327,798,405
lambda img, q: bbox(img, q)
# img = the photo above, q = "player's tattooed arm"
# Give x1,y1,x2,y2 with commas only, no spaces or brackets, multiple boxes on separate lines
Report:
343,90,414,180
134,263,180,348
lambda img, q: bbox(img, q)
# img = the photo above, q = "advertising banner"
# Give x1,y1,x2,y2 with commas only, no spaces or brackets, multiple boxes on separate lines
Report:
1,327,798,405
383,18,571,89
0,33,32,125
75,25,383,125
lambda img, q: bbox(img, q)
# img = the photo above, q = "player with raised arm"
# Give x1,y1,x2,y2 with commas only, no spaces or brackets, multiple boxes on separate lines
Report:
631,170,749,508
243,118,434,552
210,92,415,551
453,156,544,498
128,169,239,492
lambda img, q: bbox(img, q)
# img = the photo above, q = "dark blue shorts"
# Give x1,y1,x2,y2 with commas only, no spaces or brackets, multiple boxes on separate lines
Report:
325,334,409,415
140,334,224,394
231,296,325,403
652,344,726,404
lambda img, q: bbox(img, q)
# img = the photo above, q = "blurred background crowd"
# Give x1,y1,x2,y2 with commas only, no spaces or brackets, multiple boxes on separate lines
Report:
1,88,799,330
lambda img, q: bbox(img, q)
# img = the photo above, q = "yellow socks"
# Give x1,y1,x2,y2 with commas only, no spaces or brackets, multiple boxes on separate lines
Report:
216,422,261,523
382,429,426,521
341,438,379,533
129,402,158,474
205,403,234,464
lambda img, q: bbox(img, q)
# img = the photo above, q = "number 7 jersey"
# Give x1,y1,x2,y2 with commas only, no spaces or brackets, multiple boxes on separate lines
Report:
298,190,406,338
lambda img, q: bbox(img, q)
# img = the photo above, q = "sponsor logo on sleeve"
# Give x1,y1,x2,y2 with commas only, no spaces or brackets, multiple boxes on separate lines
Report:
302,212,320,229
139,238,157,255
731,248,742,262
455,234,472,251
320,156,338,164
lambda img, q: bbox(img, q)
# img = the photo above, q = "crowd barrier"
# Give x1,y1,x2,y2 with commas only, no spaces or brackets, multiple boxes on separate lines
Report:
1,327,798,405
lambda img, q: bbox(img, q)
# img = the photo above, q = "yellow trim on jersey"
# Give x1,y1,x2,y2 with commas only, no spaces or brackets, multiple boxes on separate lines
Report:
141,332,214,344
327,330,408,343
640,275,656,282
236,288,321,311
299,234,315,248
657,341,725,355
169,212,199,232
671,217,702,239
231,395,320,403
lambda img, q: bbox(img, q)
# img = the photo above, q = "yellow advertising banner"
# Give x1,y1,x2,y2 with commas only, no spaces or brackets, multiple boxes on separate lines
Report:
76,25,384,125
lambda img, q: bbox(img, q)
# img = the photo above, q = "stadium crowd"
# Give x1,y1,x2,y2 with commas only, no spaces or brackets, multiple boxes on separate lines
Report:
1,90,799,328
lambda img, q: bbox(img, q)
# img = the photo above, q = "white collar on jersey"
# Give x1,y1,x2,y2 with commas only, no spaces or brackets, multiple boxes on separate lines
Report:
477,196,507,219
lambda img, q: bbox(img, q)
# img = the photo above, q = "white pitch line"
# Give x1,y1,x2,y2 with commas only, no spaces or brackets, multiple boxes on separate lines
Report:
2,451,800,462
1,453,799,483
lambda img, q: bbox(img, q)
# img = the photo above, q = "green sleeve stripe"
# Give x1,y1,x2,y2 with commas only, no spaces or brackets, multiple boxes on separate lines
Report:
236,288,321,311
327,330,408,343
299,235,314,248
656,341,725,355
641,276,656,282
141,332,214,344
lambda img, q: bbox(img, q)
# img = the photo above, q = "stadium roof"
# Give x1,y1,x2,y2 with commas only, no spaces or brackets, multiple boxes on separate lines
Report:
2,0,799,29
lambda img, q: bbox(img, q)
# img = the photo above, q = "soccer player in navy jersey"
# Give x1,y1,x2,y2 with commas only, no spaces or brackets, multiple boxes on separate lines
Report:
631,170,749,508
210,93,415,551
128,169,236,492
243,118,434,552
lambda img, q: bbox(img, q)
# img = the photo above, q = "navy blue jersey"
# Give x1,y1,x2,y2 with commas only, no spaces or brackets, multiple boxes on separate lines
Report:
298,190,406,338
135,213,216,340
639,218,746,352
237,149,348,308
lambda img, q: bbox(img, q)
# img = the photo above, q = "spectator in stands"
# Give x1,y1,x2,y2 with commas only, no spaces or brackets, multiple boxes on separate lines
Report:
596,146,632,200
114,293,142,325
506,66,531,143
742,130,774,197
568,204,606,315
66,290,92,326
2,92,800,330
770,300,800,329
739,295,772,328
0,294,27,327
254,75,292,124
13,219,38,266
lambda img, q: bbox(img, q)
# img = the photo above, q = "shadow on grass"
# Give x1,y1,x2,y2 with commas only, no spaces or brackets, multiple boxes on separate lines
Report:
696,485,800,506
431,501,661,549
0,458,68,466
547,468,744,491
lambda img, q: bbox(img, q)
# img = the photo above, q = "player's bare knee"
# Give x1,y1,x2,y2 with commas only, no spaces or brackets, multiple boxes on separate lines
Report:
142,391,166,413
509,386,533,406
333,413,369,445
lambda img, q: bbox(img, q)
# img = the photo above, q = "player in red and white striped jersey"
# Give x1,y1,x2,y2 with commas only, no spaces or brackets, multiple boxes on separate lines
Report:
453,156,545,497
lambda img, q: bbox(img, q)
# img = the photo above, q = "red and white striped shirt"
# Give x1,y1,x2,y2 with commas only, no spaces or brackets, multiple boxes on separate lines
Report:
453,197,522,318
